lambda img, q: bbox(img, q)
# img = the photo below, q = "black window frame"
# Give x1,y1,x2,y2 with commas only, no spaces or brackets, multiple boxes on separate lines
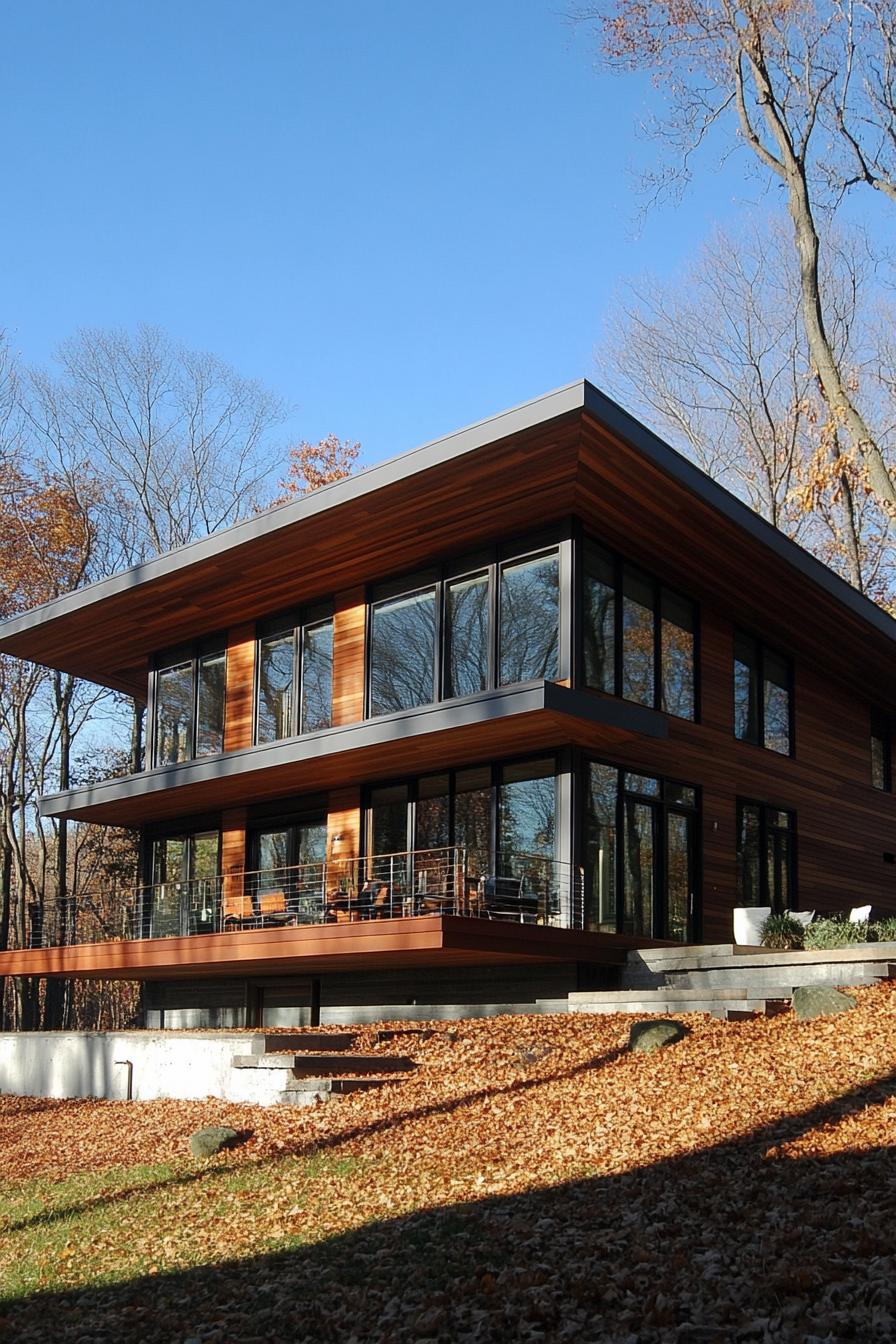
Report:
364,525,573,720
253,601,334,746
870,709,892,792
363,751,562,872
578,529,700,723
735,798,797,911
579,757,701,942
733,629,795,756
148,635,227,768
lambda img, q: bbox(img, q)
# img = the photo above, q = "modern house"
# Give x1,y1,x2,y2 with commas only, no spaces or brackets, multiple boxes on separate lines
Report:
0,379,893,1027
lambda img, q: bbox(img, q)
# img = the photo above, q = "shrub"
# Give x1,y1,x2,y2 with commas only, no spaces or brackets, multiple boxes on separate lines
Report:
760,912,806,951
804,917,869,950
870,917,896,943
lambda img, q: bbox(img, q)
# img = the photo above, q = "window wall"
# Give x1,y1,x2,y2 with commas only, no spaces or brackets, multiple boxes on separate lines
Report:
255,605,334,743
146,829,220,937
366,757,558,882
583,539,696,720
733,632,792,755
152,642,226,767
736,801,795,910
367,533,567,718
583,762,698,942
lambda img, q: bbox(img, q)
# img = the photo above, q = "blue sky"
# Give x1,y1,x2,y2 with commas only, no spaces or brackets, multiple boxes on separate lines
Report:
1,1,754,466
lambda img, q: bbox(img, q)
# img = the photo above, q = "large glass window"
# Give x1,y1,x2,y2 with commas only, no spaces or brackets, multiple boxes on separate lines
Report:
621,566,655,707
369,585,437,715
736,801,795,911
734,632,792,755
255,607,333,744
153,643,225,766
446,572,490,698
499,552,560,685
367,536,566,718
584,762,698,941
582,539,696,721
147,829,220,937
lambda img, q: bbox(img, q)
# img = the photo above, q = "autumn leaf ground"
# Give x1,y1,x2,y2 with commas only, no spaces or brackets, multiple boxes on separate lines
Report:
1,983,896,1342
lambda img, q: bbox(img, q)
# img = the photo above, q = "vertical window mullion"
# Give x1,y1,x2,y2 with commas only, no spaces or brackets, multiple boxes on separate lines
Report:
653,580,662,712
293,623,303,738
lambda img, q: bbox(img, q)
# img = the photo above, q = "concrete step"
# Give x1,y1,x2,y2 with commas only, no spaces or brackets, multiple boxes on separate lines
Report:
260,1031,358,1053
569,986,795,1004
233,1051,416,1076
725,1000,791,1021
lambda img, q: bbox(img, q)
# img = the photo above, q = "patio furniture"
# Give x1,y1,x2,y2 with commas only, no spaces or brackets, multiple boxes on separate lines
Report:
478,875,538,922
790,909,815,928
849,904,872,923
733,905,771,945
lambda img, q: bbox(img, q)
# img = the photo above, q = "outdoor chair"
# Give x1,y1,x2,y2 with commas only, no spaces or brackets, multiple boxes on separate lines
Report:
478,875,538,922
849,904,872,923
256,889,293,925
790,909,815,929
221,890,256,930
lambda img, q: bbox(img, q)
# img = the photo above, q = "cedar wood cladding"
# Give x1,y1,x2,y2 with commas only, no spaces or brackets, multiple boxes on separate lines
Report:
1,381,895,965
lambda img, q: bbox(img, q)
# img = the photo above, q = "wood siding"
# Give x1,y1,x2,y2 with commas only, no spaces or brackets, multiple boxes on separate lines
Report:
332,588,366,726
223,623,255,752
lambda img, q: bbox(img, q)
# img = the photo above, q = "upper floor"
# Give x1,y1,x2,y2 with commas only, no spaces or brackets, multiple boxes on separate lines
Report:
0,380,894,822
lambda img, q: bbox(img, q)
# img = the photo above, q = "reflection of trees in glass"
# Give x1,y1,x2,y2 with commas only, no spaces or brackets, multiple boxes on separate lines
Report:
446,573,489,697
301,620,333,733
623,800,654,936
763,651,791,755
196,651,226,756
621,566,655,707
665,812,691,940
369,784,410,855
257,632,294,742
734,633,760,742
660,592,694,720
499,552,559,685
454,767,492,877
155,662,192,764
586,763,618,931
416,775,451,850
584,543,615,693
736,803,761,906
370,588,436,714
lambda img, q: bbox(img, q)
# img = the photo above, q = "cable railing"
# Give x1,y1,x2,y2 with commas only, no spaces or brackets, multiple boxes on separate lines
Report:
22,847,586,948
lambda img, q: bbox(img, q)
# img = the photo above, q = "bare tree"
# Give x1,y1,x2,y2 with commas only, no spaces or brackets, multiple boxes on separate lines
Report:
575,0,896,516
28,324,288,563
598,219,892,598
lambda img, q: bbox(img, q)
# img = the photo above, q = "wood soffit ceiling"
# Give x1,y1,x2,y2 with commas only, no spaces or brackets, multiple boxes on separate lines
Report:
0,382,893,700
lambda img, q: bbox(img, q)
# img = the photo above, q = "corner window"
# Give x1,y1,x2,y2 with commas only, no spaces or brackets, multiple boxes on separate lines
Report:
583,539,697,721
871,711,892,792
736,801,795,910
255,606,333,743
498,551,560,685
152,642,226,766
734,632,792,755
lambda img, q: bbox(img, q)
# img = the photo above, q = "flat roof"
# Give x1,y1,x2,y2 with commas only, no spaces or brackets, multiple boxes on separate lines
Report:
1,379,894,696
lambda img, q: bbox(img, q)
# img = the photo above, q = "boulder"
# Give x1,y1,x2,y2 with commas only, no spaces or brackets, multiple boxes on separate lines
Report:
188,1125,240,1159
628,1019,687,1053
792,985,856,1020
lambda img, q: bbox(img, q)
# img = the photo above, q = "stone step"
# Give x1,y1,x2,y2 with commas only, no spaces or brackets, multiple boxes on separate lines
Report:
569,986,795,1003
260,1031,358,1053
570,997,785,1019
724,1000,792,1021
284,1075,402,1095
233,1052,416,1076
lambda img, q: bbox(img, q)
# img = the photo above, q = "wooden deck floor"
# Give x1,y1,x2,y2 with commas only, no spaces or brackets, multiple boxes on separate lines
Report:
0,916,654,981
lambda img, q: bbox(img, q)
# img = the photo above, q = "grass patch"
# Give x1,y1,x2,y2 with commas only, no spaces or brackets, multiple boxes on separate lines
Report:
0,1152,361,1301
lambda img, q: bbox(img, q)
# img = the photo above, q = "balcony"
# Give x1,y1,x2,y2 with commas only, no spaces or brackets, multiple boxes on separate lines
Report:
0,849,643,982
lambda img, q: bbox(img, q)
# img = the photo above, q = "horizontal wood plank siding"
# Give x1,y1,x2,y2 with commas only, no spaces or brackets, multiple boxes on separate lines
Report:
332,588,366,726
223,623,256,752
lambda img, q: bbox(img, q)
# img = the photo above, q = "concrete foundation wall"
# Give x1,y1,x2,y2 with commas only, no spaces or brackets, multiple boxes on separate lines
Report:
0,1031,289,1105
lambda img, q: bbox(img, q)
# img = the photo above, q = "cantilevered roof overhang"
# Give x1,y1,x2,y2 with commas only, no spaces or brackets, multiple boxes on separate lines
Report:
39,682,667,826
0,916,645,982
1,379,895,701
